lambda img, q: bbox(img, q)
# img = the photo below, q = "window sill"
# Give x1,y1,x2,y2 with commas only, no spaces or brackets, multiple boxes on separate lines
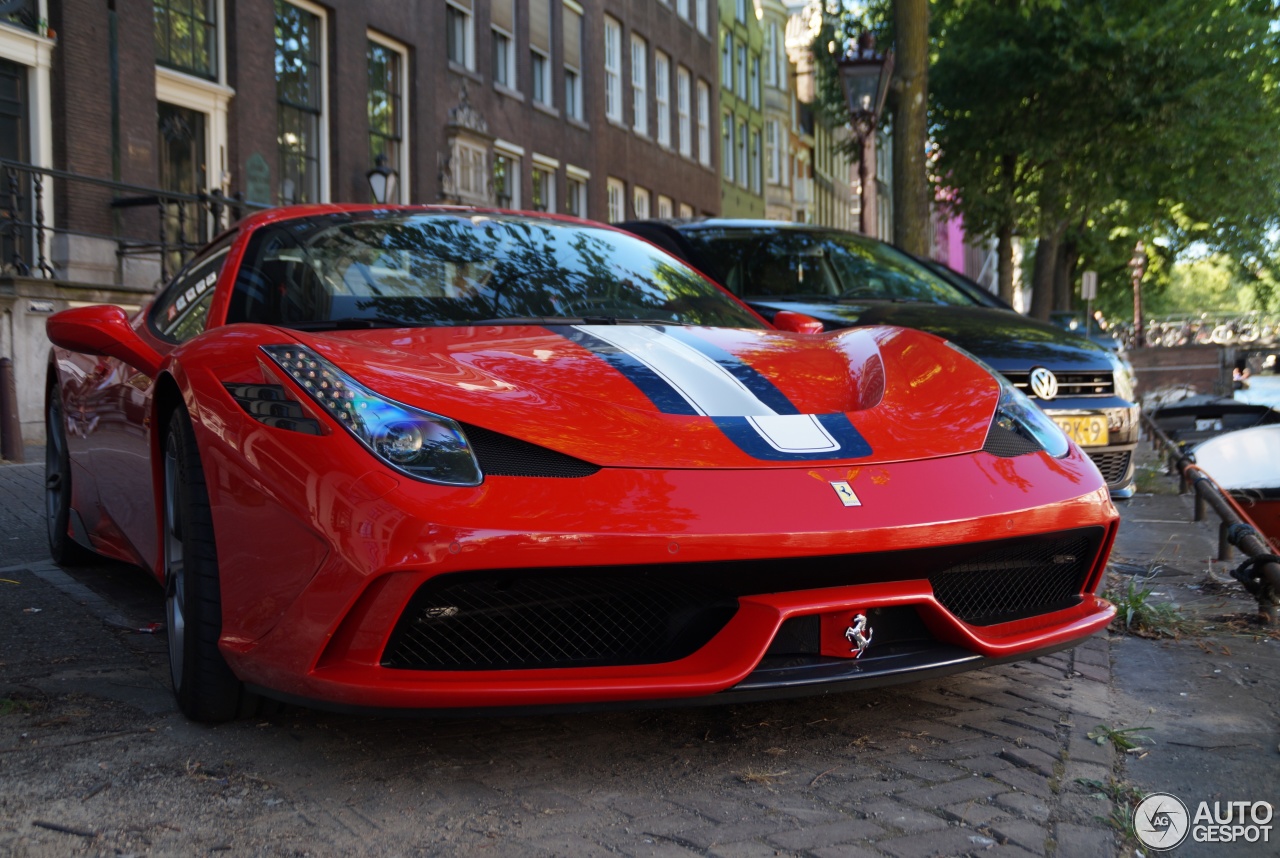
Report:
567,117,590,132
448,63,482,84
495,83,524,102
533,101,559,118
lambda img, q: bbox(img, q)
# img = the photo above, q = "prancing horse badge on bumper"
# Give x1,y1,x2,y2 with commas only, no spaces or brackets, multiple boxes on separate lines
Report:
830,481,861,507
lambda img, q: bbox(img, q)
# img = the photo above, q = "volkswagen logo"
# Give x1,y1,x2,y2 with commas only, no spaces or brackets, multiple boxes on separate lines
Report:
1029,366,1059,400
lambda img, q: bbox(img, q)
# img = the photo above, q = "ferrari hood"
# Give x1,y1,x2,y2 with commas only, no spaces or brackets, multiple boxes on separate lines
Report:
747,301,1116,374
273,323,1000,470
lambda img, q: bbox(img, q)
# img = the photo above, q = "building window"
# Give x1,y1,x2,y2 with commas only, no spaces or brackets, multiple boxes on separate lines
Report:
676,66,691,158
633,186,651,219
491,0,516,89
678,202,693,219
566,169,588,217
764,23,777,87
631,34,648,136
696,0,708,35
736,0,747,23
737,120,748,188
451,139,487,201
607,177,625,223
697,80,710,167
721,33,732,92
532,51,551,105
532,160,556,212
563,2,583,120
155,0,217,80
368,36,405,202
655,51,670,147
445,1,474,71
530,0,552,107
276,0,325,205
736,44,747,99
767,119,780,184
750,128,762,193
604,17,622,123
657,194,673,219
677,0,689,19
493,149,520,208
750,56,760,108
722,114,733,181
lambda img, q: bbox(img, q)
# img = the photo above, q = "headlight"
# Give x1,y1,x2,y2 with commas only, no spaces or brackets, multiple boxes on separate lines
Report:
262,345,483,486
946,342,1070,459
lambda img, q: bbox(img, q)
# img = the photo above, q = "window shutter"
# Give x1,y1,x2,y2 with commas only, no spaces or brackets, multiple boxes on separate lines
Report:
530,0,551,53
492,0,514,32
563,5,582,68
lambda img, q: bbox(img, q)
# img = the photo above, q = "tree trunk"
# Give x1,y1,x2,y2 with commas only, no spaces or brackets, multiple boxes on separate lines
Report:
892,0,930,256
1053,240,1078,312
1029,223,1064,322
997,224,1015,308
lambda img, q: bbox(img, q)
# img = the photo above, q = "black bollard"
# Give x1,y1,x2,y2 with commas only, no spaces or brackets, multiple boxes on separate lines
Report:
0,356,22,462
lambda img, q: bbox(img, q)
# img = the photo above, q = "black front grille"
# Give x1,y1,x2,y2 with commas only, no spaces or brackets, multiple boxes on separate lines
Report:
929,534,1091,625
1088,450,1132,485
383,573,738,670
461,423,600,478
983,424,1042,458
1005,371,1115,398
381,528,1106,671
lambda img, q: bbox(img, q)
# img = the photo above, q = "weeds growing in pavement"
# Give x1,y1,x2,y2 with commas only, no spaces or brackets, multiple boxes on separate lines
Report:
1087,723,1154,754
1078,777,1144,842
0,696,39,716
1103,571,1191,638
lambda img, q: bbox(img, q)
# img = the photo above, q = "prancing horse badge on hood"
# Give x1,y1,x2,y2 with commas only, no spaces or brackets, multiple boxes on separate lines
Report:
830,481,861,507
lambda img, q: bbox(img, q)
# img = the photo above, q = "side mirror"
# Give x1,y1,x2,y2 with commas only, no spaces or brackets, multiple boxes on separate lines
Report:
772,310,825,335
47,305,163,378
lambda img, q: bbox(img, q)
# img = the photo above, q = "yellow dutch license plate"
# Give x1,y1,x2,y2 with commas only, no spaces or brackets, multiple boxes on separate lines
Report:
1052,415,1109,447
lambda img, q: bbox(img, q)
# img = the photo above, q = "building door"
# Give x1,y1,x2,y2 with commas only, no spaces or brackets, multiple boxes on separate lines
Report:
0,59,28,273
158,101,207,275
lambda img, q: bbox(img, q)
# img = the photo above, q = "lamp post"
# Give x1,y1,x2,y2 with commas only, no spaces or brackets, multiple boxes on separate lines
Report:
1129,240,1148,348
366,154,399,204
837,33,893,236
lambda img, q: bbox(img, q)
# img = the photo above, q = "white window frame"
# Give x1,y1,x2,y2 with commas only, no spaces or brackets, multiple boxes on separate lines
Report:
632,185,651,219
445,0,474,72
721,33,733,91
566,164,590,218
678,202,694,219
532,153,558,212
766,119,780,184
531,48,552,107
676,66,691,158
737,119,748,188
493,140,523,209
750,127,761,193
563,0,584,121
696,0,708,35
606,176,626,223
722,113,733,181
736,44,747,99
450,138,488,203
604,17,622,124
2,6,58,245
696,80,711,167
492,25,515,91
657,194,673,219
366,31,409,200
736,0,747,23
276,0,329,204
631,34,648,136
749,56,760,108
764,23,777,87
654,51,670,148
677,0,689,20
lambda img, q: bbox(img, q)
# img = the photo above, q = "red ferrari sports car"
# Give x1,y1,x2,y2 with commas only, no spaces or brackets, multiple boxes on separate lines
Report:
45,205,1117,722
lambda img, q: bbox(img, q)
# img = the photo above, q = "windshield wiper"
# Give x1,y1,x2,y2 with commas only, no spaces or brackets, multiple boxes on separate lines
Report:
287,317,411,331
472,316,684,326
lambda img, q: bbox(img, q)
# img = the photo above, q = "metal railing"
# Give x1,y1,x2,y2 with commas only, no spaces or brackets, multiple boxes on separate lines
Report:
1142,410,1280,624
0,157,270,286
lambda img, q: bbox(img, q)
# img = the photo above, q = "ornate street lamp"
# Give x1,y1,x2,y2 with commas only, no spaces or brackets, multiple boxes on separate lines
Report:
1129,240,1148,348
837,33,894,236
366,154,399,204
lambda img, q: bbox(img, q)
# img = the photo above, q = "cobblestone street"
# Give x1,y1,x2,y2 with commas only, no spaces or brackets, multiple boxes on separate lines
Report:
1,446,1276,857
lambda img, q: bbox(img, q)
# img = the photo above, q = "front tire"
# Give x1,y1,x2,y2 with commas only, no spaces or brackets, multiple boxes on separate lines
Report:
45,383,95,566
163,409,261,722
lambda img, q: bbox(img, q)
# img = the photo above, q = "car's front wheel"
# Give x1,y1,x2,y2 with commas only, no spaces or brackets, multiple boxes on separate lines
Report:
163,408,263,722
45,382,96,566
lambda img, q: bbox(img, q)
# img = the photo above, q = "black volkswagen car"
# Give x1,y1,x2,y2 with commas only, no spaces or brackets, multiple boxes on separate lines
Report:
622,219,1138,499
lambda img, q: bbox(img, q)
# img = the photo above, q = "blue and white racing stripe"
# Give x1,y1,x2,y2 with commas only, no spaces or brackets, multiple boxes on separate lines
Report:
561,325,871,462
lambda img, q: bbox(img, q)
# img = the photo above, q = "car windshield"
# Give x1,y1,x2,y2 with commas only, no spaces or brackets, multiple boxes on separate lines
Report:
226,212,764,329
683,228,980,306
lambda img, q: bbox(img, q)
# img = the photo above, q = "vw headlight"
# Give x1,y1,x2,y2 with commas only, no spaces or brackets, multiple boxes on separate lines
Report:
262,345,483,486
946,342,1070,459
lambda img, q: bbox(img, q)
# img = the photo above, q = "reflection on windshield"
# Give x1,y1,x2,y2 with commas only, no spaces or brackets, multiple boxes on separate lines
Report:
225,213,764,330
687,229,978,306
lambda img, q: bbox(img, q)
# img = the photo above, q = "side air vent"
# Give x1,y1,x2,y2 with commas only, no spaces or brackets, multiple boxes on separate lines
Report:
461,423,601,478
983,424,1043,458
224,383,322,435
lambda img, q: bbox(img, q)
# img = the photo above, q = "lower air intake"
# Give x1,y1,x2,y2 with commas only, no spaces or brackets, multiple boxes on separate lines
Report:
382,573,738,671
1087,450,1132,485
929,533,1092,625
